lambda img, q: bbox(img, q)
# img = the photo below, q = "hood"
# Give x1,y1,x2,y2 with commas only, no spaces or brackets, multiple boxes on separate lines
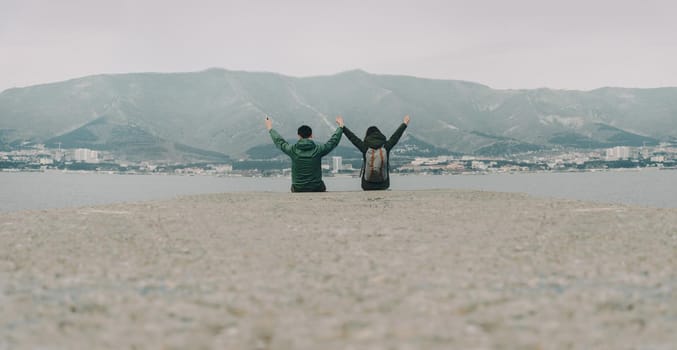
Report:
296,138,317,151
364,130,387,148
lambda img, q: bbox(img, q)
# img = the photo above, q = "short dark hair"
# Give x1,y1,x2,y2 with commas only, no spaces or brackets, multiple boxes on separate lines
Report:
298,125,312,138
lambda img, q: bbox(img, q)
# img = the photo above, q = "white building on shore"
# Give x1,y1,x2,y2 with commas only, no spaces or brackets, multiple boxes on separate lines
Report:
332,156,342,173
605,146,631,161
73,148,100,163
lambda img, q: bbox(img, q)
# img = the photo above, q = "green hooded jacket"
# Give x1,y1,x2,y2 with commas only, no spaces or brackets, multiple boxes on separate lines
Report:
269,127,343,192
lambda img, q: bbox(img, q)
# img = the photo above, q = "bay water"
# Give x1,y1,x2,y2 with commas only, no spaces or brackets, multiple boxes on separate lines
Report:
1,169,676,212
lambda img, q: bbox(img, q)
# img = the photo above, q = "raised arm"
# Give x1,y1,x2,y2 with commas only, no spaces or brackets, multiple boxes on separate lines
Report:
266,116,293,157
317,116,345,156
385,115,410,151
342,125,367,154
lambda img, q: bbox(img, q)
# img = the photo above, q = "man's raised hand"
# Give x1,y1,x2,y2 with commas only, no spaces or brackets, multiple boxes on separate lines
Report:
265,116,273,130
404,115,410,125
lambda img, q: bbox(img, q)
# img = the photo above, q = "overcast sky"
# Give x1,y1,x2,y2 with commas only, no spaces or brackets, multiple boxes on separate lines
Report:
1,0,676,92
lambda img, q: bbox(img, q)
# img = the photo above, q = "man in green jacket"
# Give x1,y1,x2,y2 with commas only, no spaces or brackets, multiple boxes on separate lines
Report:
265,116,344,192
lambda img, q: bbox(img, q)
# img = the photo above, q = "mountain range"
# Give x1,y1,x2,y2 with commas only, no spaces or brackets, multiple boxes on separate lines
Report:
1,68,676,162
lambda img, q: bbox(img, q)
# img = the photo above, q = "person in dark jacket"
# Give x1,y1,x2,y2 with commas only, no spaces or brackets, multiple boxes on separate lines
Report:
343,115,410,191
266,115,344,192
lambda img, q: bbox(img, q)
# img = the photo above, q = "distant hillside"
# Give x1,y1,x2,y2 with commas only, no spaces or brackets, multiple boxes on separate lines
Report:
1,68,675,162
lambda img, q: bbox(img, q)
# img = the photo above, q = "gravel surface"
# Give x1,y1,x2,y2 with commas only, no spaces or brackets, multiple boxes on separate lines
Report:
1,190,676,349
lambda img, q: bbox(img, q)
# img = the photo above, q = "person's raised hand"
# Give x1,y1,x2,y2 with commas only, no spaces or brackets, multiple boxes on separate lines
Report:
404,115,410,125
336,116,344,127
265,116,273,130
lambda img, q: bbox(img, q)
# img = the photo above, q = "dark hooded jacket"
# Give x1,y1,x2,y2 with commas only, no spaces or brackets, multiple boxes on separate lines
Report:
343,123,407,190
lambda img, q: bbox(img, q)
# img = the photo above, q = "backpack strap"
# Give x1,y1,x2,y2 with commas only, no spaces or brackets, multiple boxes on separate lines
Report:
369,148,377,180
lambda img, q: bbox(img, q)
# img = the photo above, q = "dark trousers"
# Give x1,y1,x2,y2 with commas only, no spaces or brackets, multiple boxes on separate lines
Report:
291,182,327,193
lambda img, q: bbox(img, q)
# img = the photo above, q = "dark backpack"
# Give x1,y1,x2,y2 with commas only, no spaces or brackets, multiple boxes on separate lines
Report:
362,146,388,182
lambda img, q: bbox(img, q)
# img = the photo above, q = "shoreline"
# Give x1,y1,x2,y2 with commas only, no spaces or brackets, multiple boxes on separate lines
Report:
1,190,676,349
3,164,676,176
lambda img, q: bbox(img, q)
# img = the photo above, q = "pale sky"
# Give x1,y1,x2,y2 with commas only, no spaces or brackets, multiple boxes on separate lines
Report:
1,0,676,92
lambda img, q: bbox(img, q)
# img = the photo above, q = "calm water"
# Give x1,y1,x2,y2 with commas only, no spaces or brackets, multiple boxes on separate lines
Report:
1,169,676,212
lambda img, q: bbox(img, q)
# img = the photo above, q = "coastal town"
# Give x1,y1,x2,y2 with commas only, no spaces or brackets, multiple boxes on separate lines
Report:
2,142,676,176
